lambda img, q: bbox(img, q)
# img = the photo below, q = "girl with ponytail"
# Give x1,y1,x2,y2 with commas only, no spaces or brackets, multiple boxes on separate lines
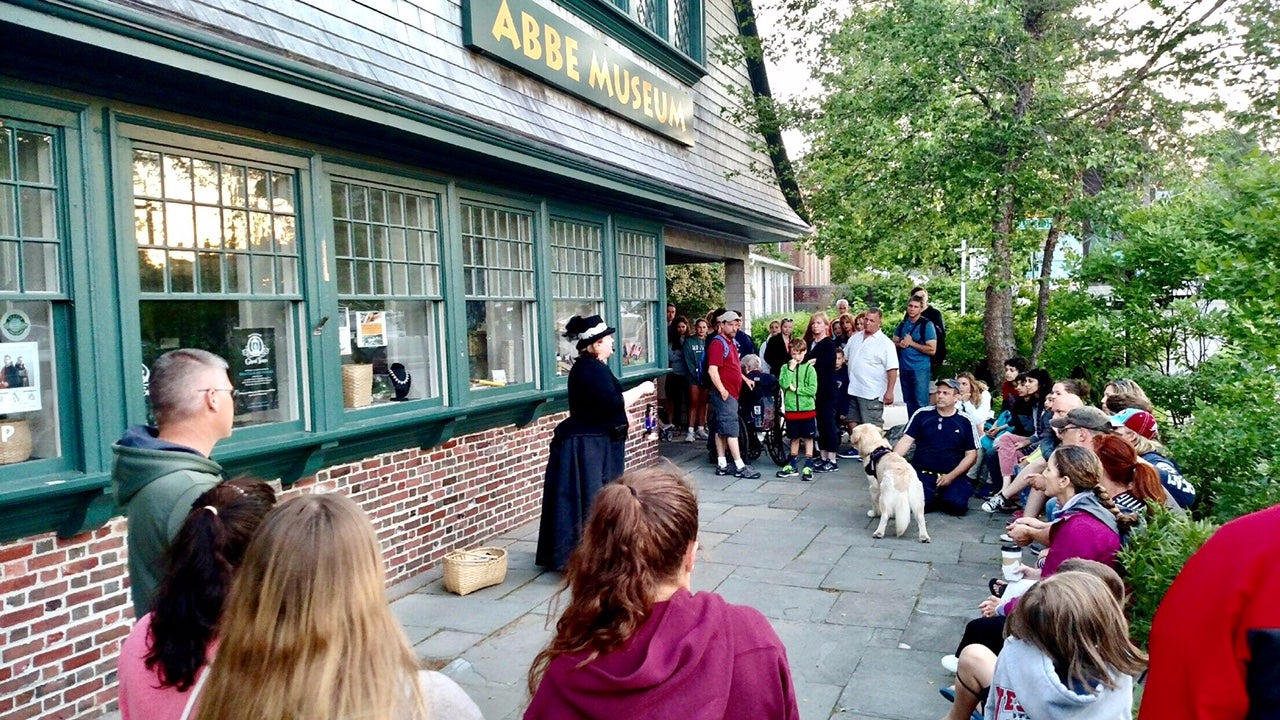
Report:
527,466,799,719
118,479,275,720
1094,434,1172,516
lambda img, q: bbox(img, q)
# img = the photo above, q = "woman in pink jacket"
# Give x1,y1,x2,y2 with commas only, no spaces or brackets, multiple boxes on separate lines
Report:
527,466,799,720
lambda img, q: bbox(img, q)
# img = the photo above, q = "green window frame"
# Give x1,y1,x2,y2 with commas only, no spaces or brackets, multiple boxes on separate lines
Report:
122,131,309,438
0,114,79,481
331,170,446,409
550,217,604,377
460,199,538,392
615,227,659,369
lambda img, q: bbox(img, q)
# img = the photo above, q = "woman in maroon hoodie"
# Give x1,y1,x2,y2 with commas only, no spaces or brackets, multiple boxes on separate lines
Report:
526,467,799,720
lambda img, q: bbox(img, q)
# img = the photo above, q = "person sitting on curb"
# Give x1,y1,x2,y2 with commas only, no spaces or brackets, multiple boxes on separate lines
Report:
1108,408,1196,508
893,379,977,516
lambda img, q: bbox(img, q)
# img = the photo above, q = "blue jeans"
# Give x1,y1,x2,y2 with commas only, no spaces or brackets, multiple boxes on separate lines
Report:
921,468,967,512
918,470,973,516
901,366,931,417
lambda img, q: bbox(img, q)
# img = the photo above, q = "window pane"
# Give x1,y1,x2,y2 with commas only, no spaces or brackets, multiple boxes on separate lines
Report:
138,249,166,292
139,299,299,427
0,301,61,461
247,168,269,210
467,300,533,389
21,242,59,293
0,188,14,237
0,127,11,182
228,253,250,294
620,300,654,366
16,131,54,184
198,251,223,293
338,300,442,406
192,158,219,204
169,251,195,293
19,188,56,239
222,165,247,207
554,300,602,376
0,240,18,292
162,154,193,201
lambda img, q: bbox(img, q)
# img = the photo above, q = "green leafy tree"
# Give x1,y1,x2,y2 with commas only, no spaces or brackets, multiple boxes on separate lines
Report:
665,263,725,322
764,0,1280,379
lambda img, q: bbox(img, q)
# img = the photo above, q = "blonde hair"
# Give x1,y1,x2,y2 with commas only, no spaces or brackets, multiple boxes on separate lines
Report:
193,494,426,720
956,372,985,406
1007,571,1147,690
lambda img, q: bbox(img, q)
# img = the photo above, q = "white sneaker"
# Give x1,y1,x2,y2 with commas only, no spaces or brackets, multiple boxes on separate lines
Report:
941,654,959,673
685,429,695,443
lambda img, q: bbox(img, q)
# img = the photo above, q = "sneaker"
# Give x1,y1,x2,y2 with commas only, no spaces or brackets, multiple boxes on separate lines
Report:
815,460,838,473
837,447,861,460
694,428,709,441
941,654,959,673
801,466,814,481
714,464,732,476
685,429,695,443
999,533,1014,544
776,465,798,478
981,494,1004,513
735,465,761,479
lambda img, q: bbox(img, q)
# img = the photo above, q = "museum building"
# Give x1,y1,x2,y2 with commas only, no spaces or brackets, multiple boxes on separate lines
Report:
0,0,807,715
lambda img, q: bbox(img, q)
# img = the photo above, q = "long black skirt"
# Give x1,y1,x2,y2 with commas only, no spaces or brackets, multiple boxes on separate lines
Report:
534,426,626,570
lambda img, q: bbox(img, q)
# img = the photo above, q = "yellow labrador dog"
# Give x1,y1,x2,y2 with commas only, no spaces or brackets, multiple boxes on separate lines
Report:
849,424,930,543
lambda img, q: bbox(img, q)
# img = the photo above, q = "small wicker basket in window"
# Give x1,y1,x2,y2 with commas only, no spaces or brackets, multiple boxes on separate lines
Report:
341,364,373,408
0,419,32,465
442,547,508,596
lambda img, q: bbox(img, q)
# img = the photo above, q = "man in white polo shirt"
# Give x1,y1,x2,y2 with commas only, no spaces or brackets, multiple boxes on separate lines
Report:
838,307,899,460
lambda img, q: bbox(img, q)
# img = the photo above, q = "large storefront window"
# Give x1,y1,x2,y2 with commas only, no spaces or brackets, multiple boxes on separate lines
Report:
0,122,64,466
133,148,301,427
461,202,536,390
550,219,603,375
332,177,444,407
617,229,658,367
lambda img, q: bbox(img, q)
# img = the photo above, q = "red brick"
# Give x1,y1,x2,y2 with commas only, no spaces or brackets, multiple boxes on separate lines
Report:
2,638,43,663
61,647,101,673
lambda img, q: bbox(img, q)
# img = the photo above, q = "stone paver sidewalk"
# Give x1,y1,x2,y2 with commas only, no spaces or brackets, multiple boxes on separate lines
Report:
391,436,1011,720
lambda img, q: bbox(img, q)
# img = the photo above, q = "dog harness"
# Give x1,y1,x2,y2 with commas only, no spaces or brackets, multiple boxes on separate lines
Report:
865,447,893,477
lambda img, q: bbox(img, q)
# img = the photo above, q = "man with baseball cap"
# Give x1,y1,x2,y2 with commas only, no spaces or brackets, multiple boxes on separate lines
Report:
706,311,761,479
1049,406,1112,452
893,378,977,515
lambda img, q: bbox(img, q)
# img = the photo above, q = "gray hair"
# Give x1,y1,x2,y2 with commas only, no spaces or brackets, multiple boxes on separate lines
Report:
740,354,763,373
150,349,229,427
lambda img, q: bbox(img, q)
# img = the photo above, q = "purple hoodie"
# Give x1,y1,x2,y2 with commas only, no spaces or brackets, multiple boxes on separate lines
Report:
525,589,799,720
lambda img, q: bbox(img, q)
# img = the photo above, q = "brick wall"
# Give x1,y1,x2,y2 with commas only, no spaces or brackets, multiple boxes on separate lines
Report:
0,399,659,719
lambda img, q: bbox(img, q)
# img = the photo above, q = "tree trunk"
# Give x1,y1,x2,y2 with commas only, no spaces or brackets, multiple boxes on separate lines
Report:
985,199,1019,381
1030,217,1063,365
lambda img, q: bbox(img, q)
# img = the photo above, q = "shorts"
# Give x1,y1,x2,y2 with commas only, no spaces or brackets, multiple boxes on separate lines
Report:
848,396,885,428
785,416,816,440
709,392,740,437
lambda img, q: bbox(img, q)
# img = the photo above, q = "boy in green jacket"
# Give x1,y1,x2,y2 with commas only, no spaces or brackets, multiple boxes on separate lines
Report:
777,338,818,480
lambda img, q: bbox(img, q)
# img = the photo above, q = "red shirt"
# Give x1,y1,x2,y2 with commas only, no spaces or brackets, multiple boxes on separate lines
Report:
706,333,742,399
1139,504,1280,720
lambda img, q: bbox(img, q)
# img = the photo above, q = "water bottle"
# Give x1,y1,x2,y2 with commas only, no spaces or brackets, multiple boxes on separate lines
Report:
753,404,763,428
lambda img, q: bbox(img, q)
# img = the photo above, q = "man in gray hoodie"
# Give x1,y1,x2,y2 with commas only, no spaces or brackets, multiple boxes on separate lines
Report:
113,349,235,617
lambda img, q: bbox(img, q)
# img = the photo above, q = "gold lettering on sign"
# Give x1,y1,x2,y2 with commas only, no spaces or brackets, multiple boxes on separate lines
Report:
492,0,519,48
565,36,580,80
521,12,541,59
589,53,613,97
545,24,563,70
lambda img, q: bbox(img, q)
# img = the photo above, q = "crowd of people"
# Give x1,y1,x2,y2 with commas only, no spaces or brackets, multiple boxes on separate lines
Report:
110,286,1274,719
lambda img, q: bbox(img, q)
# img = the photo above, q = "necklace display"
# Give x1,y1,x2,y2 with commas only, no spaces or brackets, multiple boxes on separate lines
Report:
388,362,411,401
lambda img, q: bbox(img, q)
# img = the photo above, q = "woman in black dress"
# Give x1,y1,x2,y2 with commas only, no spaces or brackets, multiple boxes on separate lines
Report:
804,312,840,473
536,315,654,570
